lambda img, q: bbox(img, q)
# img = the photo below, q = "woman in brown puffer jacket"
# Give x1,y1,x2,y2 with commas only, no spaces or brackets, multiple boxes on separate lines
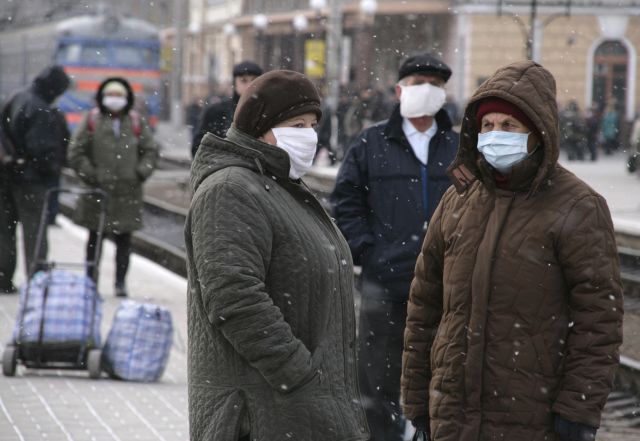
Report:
401,60,623,441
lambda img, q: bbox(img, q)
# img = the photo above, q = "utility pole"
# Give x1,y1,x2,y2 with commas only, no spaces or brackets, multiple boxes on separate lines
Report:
170,0,184,127
498,0,571,61
326,0,343,155
526,0,537,60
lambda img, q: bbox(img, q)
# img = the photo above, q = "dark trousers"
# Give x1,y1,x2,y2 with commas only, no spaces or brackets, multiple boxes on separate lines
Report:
86,230,131,287
0,179,48,287
358,282,407,441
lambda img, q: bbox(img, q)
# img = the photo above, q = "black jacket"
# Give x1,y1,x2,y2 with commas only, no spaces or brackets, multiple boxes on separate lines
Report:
331,105,458,301
191,94,239,158
1,66,70,183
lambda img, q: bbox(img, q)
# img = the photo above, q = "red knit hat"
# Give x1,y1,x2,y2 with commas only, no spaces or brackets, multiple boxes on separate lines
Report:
475,97,535,131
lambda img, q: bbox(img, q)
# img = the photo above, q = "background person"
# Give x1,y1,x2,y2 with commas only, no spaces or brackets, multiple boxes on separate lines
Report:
0,65,70,293
402,60,623,441
190,60,263,158
331,53,458,441
68,77,158,297
185,70,368,441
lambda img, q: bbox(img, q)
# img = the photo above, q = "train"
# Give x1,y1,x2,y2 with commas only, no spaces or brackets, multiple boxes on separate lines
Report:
0,13,162,129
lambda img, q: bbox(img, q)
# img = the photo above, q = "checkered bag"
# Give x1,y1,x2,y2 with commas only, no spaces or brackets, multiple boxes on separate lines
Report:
12,269,102,346
102,300,173,382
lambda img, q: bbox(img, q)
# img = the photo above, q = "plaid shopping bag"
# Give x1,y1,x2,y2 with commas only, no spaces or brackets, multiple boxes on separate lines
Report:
12,269,102,346
102,300,173,382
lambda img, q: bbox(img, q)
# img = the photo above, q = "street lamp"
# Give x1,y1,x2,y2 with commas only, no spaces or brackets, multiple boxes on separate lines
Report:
293,14,309,32
354,0,377,89
310,0,327,12
252,14,268,31
253,14,268,68
223,23,236,36
497,0,571,60
293,14,309,72
359,0,377,16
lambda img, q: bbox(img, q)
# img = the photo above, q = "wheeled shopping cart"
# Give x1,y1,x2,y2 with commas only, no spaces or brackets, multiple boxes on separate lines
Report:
2,188,107,379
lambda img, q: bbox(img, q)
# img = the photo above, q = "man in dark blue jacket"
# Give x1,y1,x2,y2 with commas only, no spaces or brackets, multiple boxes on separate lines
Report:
331,53,458,441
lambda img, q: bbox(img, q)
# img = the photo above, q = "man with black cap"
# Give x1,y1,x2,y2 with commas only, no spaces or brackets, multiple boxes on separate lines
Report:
0,65,70,293
191,60,263,158
331,53,458,440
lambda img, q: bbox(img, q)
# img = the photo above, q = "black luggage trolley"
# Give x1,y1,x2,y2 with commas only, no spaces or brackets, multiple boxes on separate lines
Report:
2,188,107,379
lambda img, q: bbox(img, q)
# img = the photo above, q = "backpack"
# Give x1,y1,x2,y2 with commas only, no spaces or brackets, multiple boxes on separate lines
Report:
87,107,142,138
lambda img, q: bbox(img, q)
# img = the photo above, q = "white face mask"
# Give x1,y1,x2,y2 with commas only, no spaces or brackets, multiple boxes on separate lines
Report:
271,127,318,179
399,83,446,118
477,130,530,174
102,95,127,112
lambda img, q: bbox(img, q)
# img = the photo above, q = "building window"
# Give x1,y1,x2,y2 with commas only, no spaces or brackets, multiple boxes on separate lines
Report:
592,40,628,114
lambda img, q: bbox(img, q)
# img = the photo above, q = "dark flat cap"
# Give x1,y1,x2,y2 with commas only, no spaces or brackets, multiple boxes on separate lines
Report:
398,53,452,82
233,61,263,78
233,70,322,138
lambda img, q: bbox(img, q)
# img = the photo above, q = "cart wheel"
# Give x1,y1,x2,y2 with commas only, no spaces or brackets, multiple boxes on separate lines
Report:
2,345,17,377
88,349,102,379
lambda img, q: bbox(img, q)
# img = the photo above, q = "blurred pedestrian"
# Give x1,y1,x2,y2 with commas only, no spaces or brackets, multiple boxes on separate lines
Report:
185,97,203,136
601,101,619,155
0,65,70,294
67,78,158,297
185,70,368,441
402,60,623,441
584,104,601,161
191,60,263,158
559,100,586,161
331,53,458,441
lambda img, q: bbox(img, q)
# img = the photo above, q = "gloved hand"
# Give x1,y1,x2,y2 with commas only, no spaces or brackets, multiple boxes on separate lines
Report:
554,414,597,441
411,416,430,441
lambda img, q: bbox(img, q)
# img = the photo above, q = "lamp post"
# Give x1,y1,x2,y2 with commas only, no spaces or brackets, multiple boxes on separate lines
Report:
322,0,343,154
497,0,571,60
354,0,377,90
223,23,237,91
170,0,185,127
293,14,309,72
253,13,268,68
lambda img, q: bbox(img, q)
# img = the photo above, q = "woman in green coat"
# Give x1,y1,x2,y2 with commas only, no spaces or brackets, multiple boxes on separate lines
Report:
185,70,369,441
68,77,158,297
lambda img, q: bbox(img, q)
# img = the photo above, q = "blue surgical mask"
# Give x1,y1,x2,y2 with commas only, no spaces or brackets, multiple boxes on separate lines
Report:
477,131,530,174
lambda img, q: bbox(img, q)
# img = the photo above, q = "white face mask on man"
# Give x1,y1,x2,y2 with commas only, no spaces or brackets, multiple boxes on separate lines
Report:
102,95,127,113
399,83,446,118
477,130,530,174
271,127,318,179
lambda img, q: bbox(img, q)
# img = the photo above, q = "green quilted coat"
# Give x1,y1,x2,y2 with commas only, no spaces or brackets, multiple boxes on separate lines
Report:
67,110,158,233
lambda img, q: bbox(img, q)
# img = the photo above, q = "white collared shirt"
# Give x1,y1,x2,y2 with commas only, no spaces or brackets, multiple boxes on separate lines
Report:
402,118,437,166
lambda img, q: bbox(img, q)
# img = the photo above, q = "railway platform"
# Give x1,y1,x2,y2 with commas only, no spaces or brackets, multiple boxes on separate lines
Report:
0,217,188,440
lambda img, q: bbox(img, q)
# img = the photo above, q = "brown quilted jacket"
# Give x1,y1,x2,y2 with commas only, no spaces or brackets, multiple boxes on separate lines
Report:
401,61,624,441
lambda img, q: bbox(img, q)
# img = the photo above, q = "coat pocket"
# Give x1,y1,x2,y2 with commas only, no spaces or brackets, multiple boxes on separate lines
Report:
531,334,555,377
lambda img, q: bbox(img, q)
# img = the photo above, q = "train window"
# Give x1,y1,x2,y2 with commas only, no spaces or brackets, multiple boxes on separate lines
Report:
56,43,82,63
114,45,158,68
81,44,110,66
56,42,109,66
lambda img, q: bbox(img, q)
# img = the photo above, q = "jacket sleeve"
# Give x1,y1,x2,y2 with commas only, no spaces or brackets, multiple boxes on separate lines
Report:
552,194,624,427
330,136,374,264
190,180,315,392
135,118,158,181
401,193,447,421
67,113,98,186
